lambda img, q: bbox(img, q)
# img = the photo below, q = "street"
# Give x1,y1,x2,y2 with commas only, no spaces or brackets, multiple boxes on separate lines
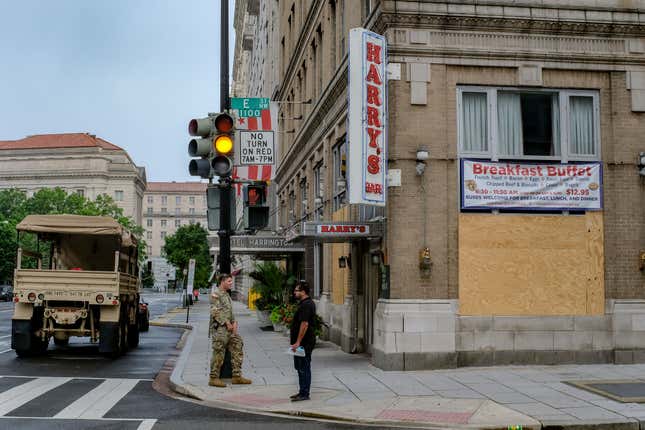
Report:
0,293,398,430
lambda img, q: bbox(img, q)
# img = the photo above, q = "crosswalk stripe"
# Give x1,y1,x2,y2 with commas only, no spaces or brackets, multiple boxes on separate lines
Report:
54,378,139,419
137,418,157,430
0,377,71,416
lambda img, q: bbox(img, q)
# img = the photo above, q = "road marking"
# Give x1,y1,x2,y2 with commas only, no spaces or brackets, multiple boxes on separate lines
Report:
54,378,139,419
137,418,157,430
0,349,12,354
0,335,11,339
0,377,71,416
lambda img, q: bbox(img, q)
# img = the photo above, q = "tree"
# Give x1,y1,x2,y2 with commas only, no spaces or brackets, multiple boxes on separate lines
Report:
0,187,147,283
163,224,211,291
141,266,155,289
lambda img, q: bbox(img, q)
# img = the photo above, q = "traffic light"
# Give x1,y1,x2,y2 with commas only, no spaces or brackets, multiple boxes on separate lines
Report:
243,182,270,230
187,112,235,178
188,117,214,178
212,113,234,177
207,185,236,231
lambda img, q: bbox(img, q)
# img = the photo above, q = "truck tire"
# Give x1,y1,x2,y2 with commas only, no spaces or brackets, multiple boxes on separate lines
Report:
127,321,139,349
12,320,48,358
99,322,121,358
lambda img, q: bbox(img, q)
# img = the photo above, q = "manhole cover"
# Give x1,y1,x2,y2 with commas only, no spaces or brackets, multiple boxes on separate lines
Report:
565,380,645,402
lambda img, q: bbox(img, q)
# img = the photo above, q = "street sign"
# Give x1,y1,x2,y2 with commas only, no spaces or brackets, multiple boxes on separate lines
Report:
238,131,274,165
210,235,305,254
231,98,270,117
186,258,196,296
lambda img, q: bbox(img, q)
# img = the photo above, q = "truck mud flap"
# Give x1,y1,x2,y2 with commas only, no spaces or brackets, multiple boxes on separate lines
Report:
99,322,119,354
11,320,32,351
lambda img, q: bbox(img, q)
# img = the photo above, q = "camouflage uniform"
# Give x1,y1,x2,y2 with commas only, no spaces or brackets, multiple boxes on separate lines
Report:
209,288,244,379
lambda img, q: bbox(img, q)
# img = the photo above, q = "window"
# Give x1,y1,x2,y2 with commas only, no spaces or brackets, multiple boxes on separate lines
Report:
314,162,325,220
161,195,168,205
160,231,166,239
332,138,347,211
175,219,181,227
146,231,152,240
161,207,167,214
114,190,124,201
189,196,195,205
147,196,153,204
189,208,195,215
161,220,167,228
147,207,153,215
288,191,296,222
146,219,153,227
299,178,308,219
76,189,85,197
189,219,195,225
176,196,181,205
175,207,180,215
147,246,152,255
458,87,599,161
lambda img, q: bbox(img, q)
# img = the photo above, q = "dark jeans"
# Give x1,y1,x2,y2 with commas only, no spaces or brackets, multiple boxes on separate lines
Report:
293,351,312,397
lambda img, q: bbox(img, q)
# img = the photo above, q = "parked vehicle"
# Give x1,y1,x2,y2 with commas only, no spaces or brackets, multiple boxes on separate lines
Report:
0,285,12,302
138,301,149,332
11,215,142,358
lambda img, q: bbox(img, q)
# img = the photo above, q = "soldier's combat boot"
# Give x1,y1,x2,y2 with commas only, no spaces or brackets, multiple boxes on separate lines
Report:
231,376,252,385
208,377,227,387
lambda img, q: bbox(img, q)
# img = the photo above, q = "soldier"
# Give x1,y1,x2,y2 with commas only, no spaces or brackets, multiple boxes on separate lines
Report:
209,273,252,387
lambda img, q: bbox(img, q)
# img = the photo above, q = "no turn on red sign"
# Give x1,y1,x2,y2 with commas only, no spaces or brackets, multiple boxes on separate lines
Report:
237,131,275,166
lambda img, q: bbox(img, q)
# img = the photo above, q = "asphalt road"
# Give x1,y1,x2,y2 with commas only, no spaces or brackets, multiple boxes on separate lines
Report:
0,294,404,430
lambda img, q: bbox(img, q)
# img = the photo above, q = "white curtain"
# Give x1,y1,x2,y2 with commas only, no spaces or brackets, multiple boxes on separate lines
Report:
551,95,561,156
497,92,523,156
462,92,488,152
570,96,594,155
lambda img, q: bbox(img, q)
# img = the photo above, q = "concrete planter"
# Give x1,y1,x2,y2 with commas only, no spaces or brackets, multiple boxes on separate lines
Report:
256,310,271,326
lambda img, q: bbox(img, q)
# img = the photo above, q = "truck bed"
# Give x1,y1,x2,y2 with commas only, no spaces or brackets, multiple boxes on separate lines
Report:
13,269,138,303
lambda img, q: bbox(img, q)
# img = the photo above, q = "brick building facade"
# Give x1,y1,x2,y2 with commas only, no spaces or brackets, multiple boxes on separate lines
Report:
237,0,645,370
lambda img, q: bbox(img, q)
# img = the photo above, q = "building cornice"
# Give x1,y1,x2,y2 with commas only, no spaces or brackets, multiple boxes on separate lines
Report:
376,4,645,38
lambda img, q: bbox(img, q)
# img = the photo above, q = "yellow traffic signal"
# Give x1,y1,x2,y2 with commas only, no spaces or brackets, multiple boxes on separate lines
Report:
214,135,233,154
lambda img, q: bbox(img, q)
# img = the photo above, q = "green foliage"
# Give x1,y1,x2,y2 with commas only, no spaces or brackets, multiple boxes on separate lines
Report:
249,262,295,311
269,303,297,326
0,187,146,283
162,224,211,290
141,266,155,288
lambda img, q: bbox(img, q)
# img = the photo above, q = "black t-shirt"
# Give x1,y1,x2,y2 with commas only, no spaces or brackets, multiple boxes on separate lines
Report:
290,297,316,352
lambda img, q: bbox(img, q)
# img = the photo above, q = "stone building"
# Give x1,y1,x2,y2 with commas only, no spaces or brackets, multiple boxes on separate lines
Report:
143,182,208,291
0,133,146,225
238,0,645,370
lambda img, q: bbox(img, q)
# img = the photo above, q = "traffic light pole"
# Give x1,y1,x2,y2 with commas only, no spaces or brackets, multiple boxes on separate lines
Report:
218,0,232,275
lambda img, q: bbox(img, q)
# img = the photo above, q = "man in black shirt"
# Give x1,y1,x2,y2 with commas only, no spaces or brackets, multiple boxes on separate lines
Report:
289,280,316,401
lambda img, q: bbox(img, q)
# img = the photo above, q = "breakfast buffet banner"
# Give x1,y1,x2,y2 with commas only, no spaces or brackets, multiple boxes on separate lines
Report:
461,159,602,211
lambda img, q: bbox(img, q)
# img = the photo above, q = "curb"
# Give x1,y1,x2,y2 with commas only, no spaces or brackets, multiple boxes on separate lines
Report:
158,308,642,430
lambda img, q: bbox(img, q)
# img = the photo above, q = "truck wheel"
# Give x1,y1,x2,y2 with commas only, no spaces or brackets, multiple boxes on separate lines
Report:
120,319,129,355
12,320,48,358
127,322,139,349
99,322,122,358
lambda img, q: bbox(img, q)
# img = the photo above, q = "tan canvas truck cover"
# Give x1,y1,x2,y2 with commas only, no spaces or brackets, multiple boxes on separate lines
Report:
17,214,136,246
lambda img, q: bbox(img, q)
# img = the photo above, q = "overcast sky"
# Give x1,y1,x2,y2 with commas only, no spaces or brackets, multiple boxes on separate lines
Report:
0,0,234,182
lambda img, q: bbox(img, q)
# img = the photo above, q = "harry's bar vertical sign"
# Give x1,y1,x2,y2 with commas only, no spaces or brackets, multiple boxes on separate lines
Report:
348,28,388,207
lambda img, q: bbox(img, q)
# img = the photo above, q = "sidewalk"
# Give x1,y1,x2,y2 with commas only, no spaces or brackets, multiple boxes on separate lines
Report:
163,300,645,429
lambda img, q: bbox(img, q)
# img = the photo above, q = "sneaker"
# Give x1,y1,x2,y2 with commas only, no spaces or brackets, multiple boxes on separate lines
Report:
231,376,252,385
289,393,300,400
208,378,227,388
291,394,310,402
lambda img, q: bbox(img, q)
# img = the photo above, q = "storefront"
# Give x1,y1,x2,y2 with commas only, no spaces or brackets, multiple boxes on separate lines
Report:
286,221,385,353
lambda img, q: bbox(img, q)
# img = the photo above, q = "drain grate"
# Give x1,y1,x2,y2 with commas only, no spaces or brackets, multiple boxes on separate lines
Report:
565,380,645,403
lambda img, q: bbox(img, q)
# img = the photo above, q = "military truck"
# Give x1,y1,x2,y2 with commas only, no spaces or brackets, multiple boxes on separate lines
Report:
11,215,142,358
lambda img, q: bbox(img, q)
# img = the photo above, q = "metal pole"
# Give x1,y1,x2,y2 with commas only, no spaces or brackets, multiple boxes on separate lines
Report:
218,0,232,275
220,0,229,112
218,182,232,274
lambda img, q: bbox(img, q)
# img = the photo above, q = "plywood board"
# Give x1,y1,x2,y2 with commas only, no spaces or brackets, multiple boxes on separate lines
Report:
331,207,350,305
459,212,604,316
